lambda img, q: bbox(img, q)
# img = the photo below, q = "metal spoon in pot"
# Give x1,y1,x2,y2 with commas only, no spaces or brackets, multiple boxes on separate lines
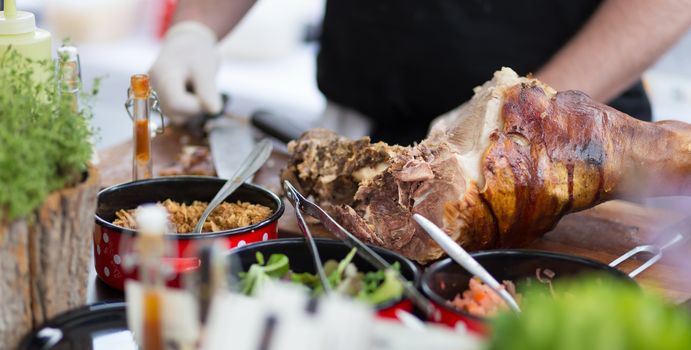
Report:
413,214,521,314
193,139,273,233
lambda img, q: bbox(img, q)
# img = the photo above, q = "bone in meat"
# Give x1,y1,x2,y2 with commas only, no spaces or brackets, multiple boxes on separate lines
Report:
281,68,691,263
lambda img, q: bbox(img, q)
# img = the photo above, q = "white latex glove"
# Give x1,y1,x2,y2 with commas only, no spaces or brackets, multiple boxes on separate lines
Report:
149,21,223,124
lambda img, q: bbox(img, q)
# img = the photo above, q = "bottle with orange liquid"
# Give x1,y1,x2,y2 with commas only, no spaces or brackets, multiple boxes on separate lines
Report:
126,74,165,180
134,205,169,350
129,74,154,180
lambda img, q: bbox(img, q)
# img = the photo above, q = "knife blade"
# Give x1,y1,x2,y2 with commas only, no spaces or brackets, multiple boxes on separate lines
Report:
250,110,308,144
206,116,255,179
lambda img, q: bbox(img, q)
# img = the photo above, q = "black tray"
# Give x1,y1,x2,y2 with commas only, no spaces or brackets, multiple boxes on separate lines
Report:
19,302,135,350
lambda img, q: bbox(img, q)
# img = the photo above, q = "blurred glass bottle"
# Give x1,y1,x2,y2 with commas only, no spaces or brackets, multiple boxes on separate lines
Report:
129,74,154,180
57,45,81,111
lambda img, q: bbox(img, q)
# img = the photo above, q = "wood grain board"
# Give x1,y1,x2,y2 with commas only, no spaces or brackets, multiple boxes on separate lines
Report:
98,127,691,303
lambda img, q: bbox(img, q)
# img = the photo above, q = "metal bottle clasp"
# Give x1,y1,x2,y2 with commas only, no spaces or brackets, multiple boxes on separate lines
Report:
125,88,166,136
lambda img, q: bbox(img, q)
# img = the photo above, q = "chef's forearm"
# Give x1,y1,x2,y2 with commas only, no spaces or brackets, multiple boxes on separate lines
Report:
536,0,691,103
172,0,257,39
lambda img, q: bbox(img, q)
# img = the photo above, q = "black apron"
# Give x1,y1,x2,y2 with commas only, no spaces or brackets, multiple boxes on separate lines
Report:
317,0,652,145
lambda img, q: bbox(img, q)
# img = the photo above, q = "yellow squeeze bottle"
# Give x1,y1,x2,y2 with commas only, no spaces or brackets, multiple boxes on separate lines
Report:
0,0,51,61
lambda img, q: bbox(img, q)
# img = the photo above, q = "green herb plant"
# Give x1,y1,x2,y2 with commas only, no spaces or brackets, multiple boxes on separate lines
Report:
0,47,98,222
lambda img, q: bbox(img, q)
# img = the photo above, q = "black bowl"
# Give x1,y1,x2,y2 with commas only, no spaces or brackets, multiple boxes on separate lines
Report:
19,302,128,350
421,249,635,333
228,238,420,315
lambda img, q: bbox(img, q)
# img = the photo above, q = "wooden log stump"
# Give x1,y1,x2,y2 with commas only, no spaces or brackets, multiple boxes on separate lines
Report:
0,166,100,349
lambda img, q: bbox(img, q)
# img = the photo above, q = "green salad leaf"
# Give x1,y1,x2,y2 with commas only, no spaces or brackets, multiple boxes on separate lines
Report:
238,249,404,306
360,262,403,305
488,276,691,350
330,247,358,286
290,270,320,287
239,252,289,295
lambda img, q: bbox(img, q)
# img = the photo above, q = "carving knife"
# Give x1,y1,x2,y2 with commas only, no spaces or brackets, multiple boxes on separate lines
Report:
206,116,255,179
250,110,307,144
196,94,256,180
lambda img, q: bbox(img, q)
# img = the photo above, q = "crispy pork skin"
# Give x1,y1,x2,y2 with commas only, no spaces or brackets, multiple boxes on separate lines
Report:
282,68,691,263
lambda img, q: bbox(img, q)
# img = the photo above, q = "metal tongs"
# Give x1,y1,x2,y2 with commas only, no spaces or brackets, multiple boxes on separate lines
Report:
413,214,521,314
283,180,439,319
610,214,691,278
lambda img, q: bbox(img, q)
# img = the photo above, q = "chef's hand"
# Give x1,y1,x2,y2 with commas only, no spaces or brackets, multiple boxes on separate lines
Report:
149,21,223,124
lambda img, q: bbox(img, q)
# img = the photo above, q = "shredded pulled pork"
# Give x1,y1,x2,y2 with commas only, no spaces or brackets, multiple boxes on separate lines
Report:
113,199,273,233
159,146,216,176
449,277,521,317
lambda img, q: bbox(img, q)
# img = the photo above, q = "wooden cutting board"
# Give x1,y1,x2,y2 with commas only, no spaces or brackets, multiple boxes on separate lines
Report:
98,127,691,303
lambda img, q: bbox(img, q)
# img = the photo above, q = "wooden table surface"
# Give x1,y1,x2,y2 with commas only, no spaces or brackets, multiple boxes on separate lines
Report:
96,127,691,303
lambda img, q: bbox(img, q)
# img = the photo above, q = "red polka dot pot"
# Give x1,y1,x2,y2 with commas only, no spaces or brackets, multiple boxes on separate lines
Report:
94,176,284,291
228,238,420,320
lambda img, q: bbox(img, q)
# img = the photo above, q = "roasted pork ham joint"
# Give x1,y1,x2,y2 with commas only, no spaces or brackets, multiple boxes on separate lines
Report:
281,68,691,263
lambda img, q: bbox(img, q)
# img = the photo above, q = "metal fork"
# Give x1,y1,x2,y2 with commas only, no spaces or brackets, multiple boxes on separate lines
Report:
610,214,691,278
